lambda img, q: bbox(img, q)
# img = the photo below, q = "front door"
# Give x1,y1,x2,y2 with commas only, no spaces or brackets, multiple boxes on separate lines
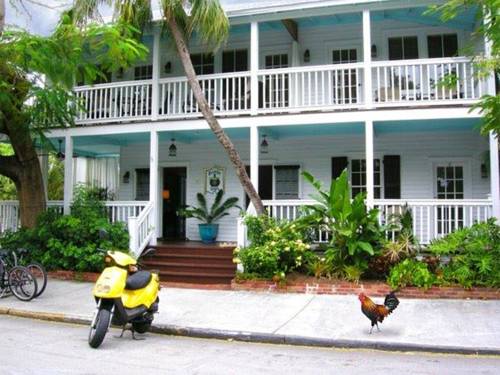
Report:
435,164,464,235
162,167,187,240
331,48,358,104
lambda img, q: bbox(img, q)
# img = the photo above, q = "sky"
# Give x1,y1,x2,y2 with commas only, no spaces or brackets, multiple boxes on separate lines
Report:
4,0,307,35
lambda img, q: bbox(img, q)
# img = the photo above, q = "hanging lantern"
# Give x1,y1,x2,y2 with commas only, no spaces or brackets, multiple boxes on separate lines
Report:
260,135,269,154
56,139,65,161
169,138,177,157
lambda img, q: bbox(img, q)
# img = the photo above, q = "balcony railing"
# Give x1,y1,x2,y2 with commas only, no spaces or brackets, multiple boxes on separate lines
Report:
253,198,493,246
73,57,484,125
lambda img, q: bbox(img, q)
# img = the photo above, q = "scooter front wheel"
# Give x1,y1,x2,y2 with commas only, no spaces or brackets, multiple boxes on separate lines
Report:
88,308,111,348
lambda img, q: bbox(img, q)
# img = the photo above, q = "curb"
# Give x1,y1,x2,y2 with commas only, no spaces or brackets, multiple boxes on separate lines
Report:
1,307,499,356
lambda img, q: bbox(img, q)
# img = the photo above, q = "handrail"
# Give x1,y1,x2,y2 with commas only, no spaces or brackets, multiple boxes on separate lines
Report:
128,201,155,257
371,56,471,68
159,70,251,84
74,79,153,91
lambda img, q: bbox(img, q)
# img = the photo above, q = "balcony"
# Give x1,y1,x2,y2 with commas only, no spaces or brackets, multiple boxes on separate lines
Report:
73,57,486,125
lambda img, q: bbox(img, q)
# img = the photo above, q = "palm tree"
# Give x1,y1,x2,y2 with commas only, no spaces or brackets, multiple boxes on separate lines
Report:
72,0,265,214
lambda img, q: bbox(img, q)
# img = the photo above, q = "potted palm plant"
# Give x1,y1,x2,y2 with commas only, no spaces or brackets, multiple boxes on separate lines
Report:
180,190,240,244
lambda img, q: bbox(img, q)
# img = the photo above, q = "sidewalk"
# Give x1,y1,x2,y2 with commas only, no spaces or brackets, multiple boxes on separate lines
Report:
1,279,499,355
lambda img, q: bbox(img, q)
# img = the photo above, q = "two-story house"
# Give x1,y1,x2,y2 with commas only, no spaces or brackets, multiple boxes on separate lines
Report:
1,0,498,283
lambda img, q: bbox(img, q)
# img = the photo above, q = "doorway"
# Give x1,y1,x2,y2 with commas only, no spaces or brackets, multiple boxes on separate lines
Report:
162,167,187,240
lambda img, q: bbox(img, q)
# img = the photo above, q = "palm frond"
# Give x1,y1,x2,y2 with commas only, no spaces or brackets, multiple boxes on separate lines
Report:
187,0,229,48
196,192,208,214
210,189,225,214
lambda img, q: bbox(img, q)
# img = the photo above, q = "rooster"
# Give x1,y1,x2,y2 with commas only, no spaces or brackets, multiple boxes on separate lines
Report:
358,292,399,334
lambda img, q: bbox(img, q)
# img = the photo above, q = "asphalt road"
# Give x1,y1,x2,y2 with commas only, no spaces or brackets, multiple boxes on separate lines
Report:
0,316,498,375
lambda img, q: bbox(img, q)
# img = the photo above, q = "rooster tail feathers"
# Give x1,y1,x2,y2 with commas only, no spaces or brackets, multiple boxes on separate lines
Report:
384,292,399,312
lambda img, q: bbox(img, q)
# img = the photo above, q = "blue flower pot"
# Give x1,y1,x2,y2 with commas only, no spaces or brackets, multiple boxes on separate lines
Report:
199,224,219,244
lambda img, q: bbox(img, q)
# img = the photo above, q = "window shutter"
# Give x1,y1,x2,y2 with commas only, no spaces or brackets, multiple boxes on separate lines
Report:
383,155,401,199
331,157,348,180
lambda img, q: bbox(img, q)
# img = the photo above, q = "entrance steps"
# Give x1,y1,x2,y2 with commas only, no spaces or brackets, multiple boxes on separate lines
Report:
142,242,237,284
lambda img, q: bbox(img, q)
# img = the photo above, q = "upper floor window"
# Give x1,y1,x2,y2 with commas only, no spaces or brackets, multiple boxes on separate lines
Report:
388,36,418,60
427,34,458,58
265,54,288,69
332,49,357,64
134,65,153,80
191,53,214,75
222,49,248,72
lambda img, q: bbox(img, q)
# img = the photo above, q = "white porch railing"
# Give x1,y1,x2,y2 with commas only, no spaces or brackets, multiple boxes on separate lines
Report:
375,199,493,244
127,201,155,257
243,198,494,247
0,201,19,234
372,57,484,106
74,80,153,124
158,71,252,118
0,200,154,255
73,57,484,125
257,63,365,113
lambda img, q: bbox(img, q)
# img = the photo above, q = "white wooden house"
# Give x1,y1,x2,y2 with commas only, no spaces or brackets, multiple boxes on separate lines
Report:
1,0,499,260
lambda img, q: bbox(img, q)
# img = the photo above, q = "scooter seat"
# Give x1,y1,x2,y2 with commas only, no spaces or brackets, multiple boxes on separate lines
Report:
125,271,152,290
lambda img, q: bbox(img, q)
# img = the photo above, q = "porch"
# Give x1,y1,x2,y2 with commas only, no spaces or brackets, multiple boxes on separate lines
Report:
3,116,490,255
72,4,488,125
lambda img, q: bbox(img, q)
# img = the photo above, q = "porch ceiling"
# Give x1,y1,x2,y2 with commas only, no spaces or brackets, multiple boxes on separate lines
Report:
229,6,477,32
375,118,481,134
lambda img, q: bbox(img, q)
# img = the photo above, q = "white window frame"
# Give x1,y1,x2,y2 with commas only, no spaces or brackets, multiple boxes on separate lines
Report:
430,158,471,199
349,157,383,199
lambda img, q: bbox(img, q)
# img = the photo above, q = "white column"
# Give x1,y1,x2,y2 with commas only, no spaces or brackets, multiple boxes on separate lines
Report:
250,125,259,194
149,130,159,245
291,40,300,67
365,120,374,207
362,9,373,108
490,132,500,218
63,135,73,215
484,8,496,96
151,28,161,121
250,22,259,115
38,152,49,201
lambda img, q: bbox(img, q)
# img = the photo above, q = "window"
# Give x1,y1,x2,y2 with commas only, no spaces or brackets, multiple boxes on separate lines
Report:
265,54,288,69
351,159,381,199
275,165,300,200
435,164,464,234
222,49,248,72
331,48,358,104
135,168,150,200
264,54,289,108
191,53,214,75
388,36,419,60
134,65,153,80
427,34,458,58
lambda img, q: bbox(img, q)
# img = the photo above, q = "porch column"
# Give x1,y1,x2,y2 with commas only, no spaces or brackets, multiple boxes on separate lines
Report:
250,22,259,115
151,27,161,121
38,151,49,201
490,132,500,218
149,130,159,245
63,135,73,215
365,120,374,208
250,125,259,194
362,9,373,108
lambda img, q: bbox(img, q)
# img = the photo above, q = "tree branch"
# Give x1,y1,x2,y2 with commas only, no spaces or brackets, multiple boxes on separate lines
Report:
0,154,20,181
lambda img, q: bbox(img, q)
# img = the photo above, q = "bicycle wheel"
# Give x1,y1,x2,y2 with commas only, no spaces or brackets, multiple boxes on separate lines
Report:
8,266,38,301
26,262,47,297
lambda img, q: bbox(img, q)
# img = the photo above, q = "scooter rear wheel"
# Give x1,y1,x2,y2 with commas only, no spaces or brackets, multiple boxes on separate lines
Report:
88,308,111,348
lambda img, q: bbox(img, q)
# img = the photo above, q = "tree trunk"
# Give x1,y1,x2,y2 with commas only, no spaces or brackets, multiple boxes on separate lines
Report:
0,0,4,36
166,16,265,215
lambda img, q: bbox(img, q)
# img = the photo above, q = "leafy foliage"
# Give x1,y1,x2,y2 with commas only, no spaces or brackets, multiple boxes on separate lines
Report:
180,190,240,224
428,219,500,288
387,259,436,290
0,186,129,272
300,170,384,275
234,215,313,279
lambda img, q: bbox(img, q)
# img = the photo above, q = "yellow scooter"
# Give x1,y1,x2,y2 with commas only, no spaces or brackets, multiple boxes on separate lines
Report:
88,246,160,348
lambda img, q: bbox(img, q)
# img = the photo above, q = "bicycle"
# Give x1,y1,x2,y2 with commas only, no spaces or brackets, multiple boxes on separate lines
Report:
0,252,38,301
7,248,47,298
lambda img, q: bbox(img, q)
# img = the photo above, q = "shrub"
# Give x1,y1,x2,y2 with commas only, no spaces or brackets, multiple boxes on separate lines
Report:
0,186,129,272
235,215,313,279
300,170,385,276
387,259,436,289
428,219,500,288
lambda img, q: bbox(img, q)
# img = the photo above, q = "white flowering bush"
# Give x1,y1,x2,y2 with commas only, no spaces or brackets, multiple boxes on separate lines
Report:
234,215,313,279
